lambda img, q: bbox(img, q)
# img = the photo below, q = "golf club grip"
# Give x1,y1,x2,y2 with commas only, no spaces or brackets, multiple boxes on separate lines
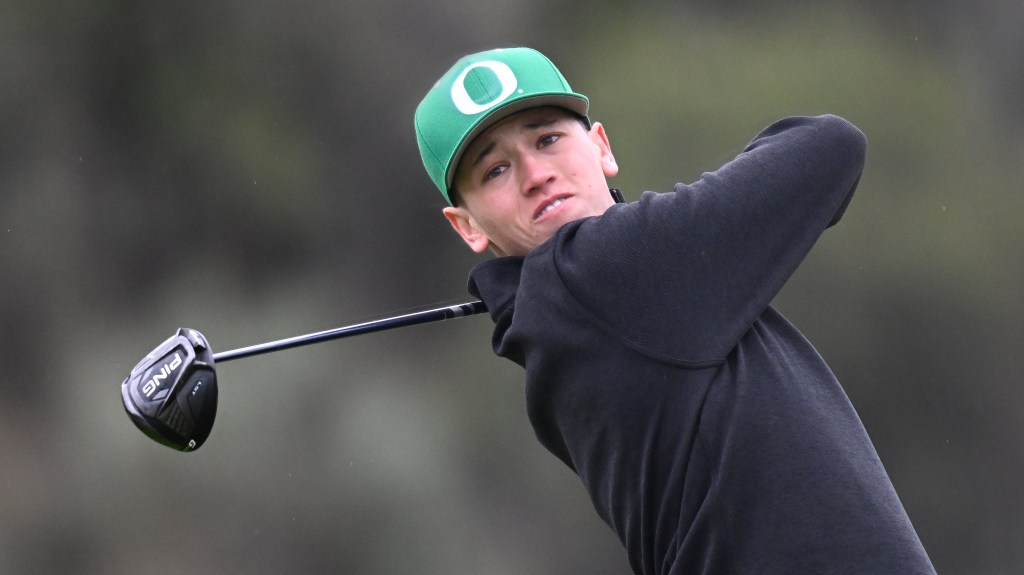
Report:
212,301,487,363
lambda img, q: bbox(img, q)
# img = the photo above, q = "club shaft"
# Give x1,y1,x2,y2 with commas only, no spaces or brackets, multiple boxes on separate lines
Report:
212,301,487,363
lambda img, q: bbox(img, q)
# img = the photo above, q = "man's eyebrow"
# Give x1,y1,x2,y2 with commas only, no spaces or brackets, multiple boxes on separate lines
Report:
469,141,497,168
523,116,559,130
469,116,561,168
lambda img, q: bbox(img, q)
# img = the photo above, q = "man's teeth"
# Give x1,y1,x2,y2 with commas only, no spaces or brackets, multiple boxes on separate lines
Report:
539,198,564,217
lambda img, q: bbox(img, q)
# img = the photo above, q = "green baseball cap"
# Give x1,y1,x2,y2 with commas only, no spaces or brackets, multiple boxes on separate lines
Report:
415,47,590,205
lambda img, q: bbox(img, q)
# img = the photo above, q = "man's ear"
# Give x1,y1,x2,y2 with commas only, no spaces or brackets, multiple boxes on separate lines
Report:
589,121,619,178
443,206,491,253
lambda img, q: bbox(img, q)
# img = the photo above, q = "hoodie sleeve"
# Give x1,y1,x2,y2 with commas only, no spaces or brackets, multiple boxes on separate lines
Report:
548,115,867,365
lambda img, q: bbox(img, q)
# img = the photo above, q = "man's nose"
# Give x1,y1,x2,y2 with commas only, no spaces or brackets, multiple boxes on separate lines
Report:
518,152,555,195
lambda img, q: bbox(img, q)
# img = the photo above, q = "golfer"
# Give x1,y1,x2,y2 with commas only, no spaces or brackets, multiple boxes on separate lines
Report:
415,47,936,574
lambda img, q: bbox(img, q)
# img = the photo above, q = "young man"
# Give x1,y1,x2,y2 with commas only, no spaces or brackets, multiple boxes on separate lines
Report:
415,47,936,574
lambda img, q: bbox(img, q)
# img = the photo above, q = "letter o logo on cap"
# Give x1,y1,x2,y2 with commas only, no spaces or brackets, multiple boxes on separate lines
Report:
450,61,518,115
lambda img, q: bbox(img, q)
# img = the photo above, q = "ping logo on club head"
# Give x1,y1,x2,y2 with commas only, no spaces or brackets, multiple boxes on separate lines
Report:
142,352,184,399
450,60,519,115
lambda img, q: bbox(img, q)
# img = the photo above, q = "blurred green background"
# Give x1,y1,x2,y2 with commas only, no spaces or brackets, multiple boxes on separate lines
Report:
1,0,1021,573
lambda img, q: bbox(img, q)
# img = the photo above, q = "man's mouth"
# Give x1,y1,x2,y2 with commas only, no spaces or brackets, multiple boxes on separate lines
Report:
534,196,569,221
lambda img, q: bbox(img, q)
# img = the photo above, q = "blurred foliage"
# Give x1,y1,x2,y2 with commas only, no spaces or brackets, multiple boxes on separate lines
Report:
1,0,1021,573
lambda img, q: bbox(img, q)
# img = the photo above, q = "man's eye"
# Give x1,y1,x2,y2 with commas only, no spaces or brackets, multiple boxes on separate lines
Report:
485,165,507,180
538,134,560,147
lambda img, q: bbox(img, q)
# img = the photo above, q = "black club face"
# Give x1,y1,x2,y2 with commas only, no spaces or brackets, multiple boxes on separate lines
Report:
121,328,218,451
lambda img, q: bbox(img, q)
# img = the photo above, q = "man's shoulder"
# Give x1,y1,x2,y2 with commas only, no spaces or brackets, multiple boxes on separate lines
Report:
468,256,525,320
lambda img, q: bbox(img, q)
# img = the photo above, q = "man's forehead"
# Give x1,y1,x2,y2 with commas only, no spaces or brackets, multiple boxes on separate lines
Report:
464,107,576,157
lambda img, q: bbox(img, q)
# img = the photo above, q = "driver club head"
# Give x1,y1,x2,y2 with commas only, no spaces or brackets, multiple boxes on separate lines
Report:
121,328,218,451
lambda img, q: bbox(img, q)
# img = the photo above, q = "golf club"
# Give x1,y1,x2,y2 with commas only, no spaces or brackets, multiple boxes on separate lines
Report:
121,300,486,452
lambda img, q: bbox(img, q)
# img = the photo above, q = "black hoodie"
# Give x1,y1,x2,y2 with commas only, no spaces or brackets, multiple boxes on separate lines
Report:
468,115,935,575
